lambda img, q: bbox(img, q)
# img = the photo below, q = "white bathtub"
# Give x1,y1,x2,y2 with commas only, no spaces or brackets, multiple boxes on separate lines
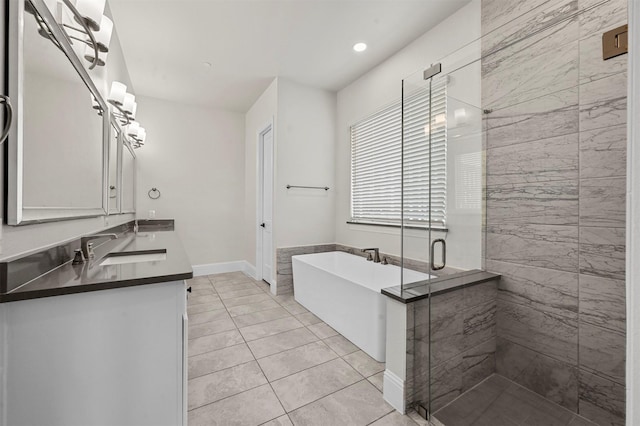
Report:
291,251,430,362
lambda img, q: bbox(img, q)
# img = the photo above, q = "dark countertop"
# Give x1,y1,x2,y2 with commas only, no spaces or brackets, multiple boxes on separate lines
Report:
382,269,501,303
0,226,193,303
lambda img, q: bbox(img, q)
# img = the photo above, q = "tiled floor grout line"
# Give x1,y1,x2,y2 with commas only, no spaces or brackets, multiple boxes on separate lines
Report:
215,282,291,424
189,273,391,425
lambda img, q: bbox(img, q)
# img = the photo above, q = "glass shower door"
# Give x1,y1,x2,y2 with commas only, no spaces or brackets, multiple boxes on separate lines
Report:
401,50,485,420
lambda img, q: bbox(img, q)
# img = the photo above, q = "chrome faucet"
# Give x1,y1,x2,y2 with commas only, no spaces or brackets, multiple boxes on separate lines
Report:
361,248,381,263
81,233,118,259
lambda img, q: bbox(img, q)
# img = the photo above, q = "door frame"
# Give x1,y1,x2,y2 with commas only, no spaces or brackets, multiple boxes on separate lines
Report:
255,119,276,289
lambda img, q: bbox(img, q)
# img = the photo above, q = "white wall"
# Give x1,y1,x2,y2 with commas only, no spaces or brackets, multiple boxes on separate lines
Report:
135,95,246,266
335,0,482,270
244,79,278,268
244,78,337,278
275,79,337,248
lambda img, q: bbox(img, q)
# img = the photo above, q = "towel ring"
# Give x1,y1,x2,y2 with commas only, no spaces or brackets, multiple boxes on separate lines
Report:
148,188,161,200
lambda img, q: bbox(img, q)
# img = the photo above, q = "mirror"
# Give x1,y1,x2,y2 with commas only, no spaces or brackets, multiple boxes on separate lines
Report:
108,116,120,214
7,0,109,224
121,139,136,214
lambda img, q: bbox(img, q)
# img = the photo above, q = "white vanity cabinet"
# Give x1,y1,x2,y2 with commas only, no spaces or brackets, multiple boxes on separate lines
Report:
0,281,187,426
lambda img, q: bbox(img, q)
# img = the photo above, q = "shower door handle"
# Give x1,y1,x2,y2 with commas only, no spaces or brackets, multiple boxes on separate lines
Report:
430,239,446,271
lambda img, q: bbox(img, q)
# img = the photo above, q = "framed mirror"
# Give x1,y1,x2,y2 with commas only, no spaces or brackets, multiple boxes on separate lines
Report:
108,115,121,214
121,138,136,214
7,0,109,225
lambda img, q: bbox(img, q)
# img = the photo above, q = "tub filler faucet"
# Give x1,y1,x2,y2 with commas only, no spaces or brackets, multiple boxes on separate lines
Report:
361,248,381,263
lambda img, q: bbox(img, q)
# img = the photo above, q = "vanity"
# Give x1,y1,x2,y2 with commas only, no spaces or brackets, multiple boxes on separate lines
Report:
0,220,192,426
0,0,193,424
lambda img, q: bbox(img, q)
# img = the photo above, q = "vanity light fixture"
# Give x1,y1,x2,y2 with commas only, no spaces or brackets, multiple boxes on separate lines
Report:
73,0,107,32
122,93,136,115
108,81,127,106
108,81,139,126
353,42,367,52
92,15,113,52
127,121,141,139
83,44,107,66
91,96,103,116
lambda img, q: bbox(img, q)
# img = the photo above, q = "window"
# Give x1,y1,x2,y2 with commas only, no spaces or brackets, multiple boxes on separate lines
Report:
350,76,447,227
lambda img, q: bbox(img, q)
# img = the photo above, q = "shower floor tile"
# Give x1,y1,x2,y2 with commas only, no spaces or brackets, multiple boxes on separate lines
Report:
433,374,598,426
185,273,424,426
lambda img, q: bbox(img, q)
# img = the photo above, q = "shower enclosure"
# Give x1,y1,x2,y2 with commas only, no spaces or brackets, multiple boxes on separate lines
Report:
400,35,486,421
399,1,625,424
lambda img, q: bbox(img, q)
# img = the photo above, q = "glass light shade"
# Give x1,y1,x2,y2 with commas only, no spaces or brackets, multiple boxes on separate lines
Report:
129,102,138,120
137,128,146,144
74,0,107,31
92,15,113,52
127,122,140,138
123,93,136,115
108,81,127,106
83,44,107,66
91,95,100,110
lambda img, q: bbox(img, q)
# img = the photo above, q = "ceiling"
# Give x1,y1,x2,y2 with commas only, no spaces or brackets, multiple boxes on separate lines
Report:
109,0,470,112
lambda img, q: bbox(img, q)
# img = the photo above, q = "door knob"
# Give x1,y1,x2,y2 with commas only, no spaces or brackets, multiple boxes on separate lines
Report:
260,223,266,228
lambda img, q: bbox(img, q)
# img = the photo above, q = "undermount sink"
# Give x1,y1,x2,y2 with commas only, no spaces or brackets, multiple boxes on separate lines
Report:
99,249,167,266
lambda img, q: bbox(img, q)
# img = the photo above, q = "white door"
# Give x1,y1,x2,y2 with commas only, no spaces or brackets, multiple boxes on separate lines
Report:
260,127,274,284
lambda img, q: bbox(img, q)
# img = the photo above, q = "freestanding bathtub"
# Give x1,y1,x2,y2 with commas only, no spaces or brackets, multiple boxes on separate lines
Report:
292,251,430,362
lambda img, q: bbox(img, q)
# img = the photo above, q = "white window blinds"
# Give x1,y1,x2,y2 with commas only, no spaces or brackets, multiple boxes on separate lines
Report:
350,76,447,226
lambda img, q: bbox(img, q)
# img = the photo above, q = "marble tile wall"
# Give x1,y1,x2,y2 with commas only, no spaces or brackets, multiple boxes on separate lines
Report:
275,244,337,295
410,280,499,413
482,0,627,424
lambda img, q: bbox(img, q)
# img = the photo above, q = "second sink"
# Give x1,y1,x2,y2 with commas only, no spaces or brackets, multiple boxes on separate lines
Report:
99,249,167,266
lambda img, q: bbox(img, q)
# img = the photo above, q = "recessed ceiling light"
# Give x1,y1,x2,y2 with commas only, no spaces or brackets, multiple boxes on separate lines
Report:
353,42,367,52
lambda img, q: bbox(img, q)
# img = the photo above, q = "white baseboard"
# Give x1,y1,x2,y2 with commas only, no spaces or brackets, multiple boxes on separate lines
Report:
383,370,405,414
243,262,257,279
193,261,256,278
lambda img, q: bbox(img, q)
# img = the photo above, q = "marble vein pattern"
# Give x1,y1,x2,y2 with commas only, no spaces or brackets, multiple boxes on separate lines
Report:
488,259,578,319
486,224,578,272
487,133,579,185
483,40,579,111
578,274,626,333
487,180,579,226
579,71,627,132
185,272,423,426
579,370,625,426
482,0,577,56
497,300,578,363
483,0,628,423
275,244,336,295
579,124,627,179
410,279,499,412
496,337,578,410
482,10,579,78
485,87,579,149
579,226,626,280
579,177,626,228
481,0,552,36
578,322,625,384
578,0,627,39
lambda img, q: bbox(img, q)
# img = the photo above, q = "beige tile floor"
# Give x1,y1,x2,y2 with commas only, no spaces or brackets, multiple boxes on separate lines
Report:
186,272,426,426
